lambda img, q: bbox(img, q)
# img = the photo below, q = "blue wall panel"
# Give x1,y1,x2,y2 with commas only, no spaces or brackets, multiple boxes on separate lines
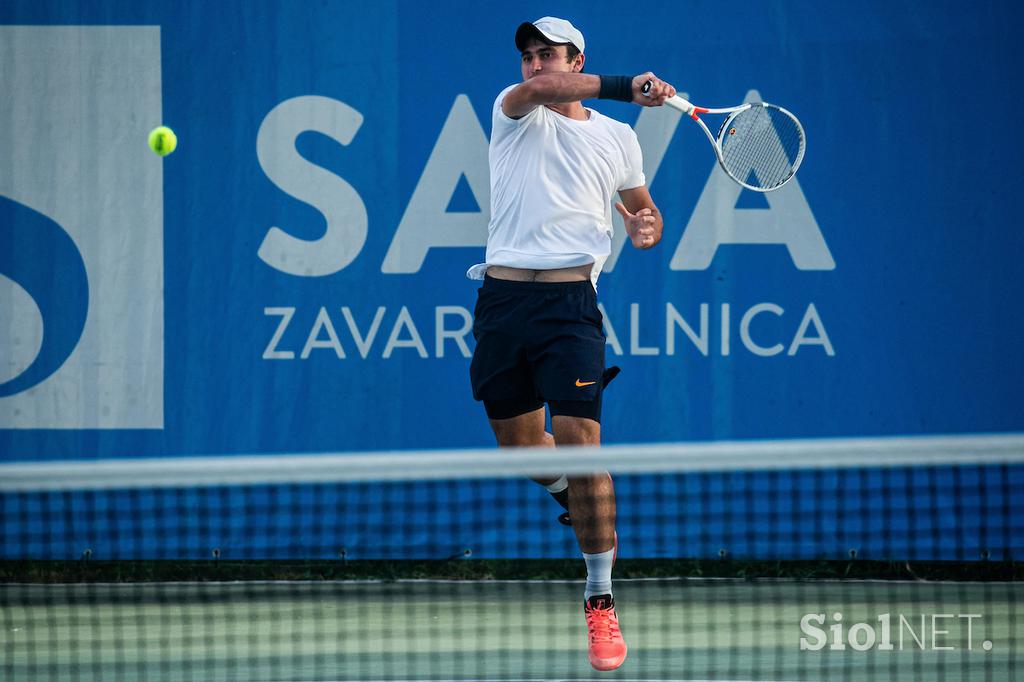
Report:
1,1,1022,559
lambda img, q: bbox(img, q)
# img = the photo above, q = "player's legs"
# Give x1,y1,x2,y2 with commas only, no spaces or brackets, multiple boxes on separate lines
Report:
487,401,613,553
552,414,625,670
473,277,624,669
473,277,605,504
487,404,548,447
486,403,571,520
551,414,616,589
551,416,614,553
539,368,620,526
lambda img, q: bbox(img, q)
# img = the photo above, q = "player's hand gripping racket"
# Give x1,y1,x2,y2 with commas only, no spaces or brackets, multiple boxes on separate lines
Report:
642,80,805,192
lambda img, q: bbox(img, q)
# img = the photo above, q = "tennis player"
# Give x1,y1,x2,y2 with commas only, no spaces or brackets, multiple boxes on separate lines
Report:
467,17,674,671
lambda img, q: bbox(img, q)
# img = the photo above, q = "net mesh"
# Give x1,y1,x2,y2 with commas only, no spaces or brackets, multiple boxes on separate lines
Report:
719,103,805,190
1,435,1022,681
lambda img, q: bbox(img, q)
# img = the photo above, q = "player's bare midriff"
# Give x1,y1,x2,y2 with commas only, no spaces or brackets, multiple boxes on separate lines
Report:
486,264,592,282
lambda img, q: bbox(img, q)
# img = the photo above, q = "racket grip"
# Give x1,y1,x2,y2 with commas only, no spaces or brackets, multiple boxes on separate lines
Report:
642,80,696,116
663,96,695,116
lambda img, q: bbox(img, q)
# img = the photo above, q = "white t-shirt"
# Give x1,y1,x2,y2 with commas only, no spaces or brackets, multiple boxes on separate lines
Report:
466,84,646,288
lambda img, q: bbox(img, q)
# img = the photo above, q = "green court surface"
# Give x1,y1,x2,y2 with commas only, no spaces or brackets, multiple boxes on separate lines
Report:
2,578,1019,681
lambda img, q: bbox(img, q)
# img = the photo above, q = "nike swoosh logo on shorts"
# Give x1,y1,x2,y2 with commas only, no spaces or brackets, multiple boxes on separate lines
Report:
575,379,597,387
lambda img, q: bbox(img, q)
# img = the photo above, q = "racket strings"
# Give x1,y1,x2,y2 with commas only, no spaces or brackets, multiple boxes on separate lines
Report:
726,109,791,188
720,106,804,190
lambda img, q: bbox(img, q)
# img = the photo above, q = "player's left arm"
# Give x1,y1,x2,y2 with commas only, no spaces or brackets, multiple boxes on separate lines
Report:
615,186,662,249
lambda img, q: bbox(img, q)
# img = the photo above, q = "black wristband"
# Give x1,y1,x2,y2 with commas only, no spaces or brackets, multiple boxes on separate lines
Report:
598,75,634,102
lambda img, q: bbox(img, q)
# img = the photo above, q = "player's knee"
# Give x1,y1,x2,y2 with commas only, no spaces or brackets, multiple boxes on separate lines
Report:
551,415,600,445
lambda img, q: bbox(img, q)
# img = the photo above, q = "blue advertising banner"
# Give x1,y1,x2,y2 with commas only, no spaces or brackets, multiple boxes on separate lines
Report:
2,1,1022,559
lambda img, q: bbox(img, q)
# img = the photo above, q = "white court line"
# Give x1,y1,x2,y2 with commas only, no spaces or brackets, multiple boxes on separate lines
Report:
282,675,806,679
12,576,1020,588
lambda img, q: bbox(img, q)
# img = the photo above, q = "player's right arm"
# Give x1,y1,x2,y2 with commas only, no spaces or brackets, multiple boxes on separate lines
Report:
501,73,676,119
502,74,600,118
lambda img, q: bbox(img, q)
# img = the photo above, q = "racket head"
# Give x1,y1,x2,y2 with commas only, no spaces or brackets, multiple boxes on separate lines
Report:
716,103,806,192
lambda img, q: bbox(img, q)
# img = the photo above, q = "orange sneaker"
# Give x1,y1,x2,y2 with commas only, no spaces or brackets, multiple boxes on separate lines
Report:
584,594,627,671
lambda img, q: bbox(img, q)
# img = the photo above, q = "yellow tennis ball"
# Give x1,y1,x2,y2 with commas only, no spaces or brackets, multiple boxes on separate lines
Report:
148,126,177,156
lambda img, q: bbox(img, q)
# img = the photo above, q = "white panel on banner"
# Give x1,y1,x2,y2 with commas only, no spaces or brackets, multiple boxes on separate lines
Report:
0,27,164,429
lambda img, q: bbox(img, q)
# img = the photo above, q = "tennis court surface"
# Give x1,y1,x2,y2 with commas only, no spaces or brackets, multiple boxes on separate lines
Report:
2,435,1021,680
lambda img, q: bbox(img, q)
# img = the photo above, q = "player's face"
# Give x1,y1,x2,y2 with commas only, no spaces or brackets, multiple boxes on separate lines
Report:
520,40,578,80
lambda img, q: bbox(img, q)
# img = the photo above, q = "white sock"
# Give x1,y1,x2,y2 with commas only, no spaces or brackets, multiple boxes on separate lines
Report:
544,475,568,493
583,547,614,600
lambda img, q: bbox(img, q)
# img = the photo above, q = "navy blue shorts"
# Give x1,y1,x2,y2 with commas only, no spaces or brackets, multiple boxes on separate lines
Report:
470,275,606,422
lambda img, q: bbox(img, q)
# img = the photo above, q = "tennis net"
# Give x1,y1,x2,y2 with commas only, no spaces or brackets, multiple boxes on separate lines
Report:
1,434,1022,681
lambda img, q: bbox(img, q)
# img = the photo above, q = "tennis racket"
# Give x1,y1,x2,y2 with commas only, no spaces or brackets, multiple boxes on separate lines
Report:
642,81,805,192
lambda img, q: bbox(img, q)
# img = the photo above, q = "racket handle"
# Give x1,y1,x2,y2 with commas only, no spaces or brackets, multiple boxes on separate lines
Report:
664,96,695,116
641,80,696,116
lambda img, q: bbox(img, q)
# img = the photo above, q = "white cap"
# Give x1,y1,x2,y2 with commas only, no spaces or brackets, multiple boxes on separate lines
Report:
515,16,585,53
